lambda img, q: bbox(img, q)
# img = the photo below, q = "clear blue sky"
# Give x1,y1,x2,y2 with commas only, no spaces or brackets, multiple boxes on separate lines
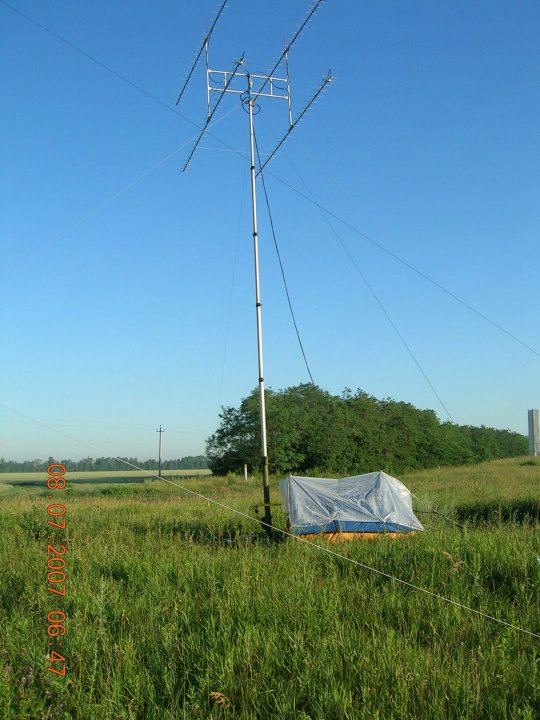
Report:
1,0,539,462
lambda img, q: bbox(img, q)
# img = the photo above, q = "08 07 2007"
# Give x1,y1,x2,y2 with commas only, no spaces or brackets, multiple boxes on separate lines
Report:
46,463,68,678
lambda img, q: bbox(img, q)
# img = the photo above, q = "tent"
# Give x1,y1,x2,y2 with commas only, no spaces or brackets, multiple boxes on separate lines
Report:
279,471,424,541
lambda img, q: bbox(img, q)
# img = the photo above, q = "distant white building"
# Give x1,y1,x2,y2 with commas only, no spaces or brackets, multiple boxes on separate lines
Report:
529,409,540,456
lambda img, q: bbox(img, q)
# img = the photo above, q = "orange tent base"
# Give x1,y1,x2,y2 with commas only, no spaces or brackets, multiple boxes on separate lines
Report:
297,531,417,543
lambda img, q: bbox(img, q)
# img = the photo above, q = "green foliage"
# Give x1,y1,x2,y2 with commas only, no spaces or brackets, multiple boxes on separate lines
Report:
206,385,527,475
0,455,209,473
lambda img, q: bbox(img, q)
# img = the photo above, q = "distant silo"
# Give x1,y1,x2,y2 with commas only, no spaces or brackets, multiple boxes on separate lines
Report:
529,409,540,456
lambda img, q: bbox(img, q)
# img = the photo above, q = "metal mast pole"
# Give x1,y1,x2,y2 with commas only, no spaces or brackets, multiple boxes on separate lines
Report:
176,2,330,539
156,425,164,478
247,75,272,537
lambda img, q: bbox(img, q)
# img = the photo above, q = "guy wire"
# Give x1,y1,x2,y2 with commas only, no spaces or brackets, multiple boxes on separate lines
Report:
278,151,454,422
254,131,315,385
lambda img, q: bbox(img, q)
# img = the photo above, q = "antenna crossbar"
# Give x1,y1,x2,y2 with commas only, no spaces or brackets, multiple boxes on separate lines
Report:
208,70,290,100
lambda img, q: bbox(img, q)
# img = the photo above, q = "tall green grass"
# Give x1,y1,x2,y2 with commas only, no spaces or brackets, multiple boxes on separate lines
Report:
0,458,538,719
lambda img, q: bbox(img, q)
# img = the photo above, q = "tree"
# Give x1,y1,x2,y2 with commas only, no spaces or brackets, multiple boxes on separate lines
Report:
205,384,528,476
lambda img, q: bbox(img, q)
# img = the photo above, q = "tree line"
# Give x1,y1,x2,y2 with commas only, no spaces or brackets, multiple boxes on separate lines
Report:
206,384,527,476
0,455,208,473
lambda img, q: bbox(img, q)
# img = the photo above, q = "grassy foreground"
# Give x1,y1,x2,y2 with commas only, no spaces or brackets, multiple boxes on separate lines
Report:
1,459,539,719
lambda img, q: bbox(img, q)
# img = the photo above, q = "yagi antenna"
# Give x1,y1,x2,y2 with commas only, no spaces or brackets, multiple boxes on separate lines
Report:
175,0,229,106
175,0,332,538
257,70,333,177
258,0,326,99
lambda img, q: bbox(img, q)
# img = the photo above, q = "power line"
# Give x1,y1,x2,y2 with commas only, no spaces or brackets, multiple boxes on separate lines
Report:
254,133,315,386
1,399,538,641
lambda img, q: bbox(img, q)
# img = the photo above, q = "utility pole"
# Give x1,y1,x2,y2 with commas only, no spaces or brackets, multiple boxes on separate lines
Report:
156,425,164,478
529,409,539,457
176,0,331,537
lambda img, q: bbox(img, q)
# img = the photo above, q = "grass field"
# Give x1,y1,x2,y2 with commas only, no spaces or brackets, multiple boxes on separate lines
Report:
1,458,539,719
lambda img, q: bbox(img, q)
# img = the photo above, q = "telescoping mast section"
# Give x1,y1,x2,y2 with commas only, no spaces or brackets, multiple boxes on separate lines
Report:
176,0,332,536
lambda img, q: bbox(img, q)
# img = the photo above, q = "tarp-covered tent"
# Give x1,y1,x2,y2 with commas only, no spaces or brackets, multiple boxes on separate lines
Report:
279,471,424,539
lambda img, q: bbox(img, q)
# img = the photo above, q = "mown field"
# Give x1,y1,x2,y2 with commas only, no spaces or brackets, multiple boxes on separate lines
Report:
0,469,211,494
1,458,539,719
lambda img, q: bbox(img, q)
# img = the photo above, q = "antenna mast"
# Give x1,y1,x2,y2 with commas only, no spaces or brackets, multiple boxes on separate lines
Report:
177,0,331,538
